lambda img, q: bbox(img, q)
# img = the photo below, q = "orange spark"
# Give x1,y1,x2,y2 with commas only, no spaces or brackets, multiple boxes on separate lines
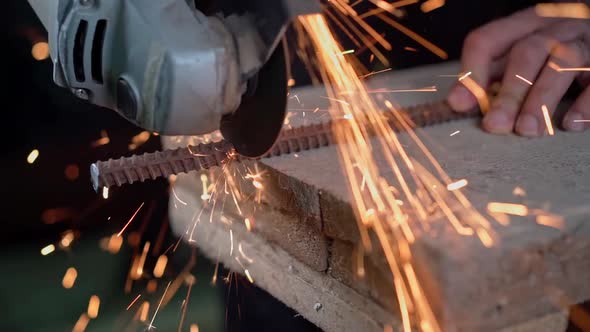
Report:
200,174,210,200
171,186,188,206
557,67,590,72
299,14,450,331
62,267,78,289
126,294,142,310
536,214,565,229
363,87,437,93
244,269,255,283
211,261,219,285
136,241,151,277
238,243,254,264
369,0,401,14
129,131,151,151
139,301,150,322
447,179,468,191
107,234,123,254
92,137,110,148
515,74,533,85
487,202,529,216
244,218,253,232
60,230,75,248
535,3,590,19
421,0,445,13
513,186,527,197
288,78,296,87
27,149,39,164
87,295,100,319
41,244,55,256
457,75,490,114
320,96,350,105
359,68,392,79
458,71,472,81
359,0,418,19
72,314,89,332
230,229,234,256
190,324,200,332
339,1,392,51
117,202,145,237
548,61,590,72
489,211,511,226
31,42,49,61
541,105,555,136
476,228,494,248
153,255,168,278
148,281,172,329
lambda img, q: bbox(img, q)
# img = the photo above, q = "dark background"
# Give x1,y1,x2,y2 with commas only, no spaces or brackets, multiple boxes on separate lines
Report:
5,1,575,332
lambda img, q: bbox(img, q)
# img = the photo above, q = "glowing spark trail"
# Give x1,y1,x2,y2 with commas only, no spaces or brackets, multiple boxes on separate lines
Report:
149,281,172,330
245,269,255,284
542,105,555,136
117,202,145,237
359,68,392,78
487,202,529,216
447,179,468,191
126,294,142,310
458,71,472,81
299,13,457,331
515,74,533,85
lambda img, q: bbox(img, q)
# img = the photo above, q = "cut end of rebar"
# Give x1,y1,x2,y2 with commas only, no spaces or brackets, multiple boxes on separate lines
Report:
90,163,101,192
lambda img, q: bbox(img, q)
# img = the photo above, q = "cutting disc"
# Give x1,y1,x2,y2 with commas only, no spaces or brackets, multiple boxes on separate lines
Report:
220,41,289,158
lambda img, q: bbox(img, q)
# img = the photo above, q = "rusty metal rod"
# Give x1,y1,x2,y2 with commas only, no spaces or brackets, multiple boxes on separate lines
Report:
91,101,477,191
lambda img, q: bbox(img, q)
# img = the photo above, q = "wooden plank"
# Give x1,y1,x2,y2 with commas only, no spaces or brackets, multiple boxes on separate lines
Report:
165,61,590,331
170,179,400,332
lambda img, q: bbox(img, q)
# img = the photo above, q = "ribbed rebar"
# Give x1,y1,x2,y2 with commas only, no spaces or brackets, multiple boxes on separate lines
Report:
91,101,477,191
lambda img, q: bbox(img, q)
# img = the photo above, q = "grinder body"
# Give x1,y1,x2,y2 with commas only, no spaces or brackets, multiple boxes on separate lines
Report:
27,0,319,157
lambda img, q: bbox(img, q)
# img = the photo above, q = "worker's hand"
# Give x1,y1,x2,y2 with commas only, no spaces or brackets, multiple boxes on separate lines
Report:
447,7,590,136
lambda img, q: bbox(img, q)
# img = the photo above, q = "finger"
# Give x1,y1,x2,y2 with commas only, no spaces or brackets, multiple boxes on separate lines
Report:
448,8,560,111
482,35,557,134
564,86,590,131
448,57,506,112
516,40,586,136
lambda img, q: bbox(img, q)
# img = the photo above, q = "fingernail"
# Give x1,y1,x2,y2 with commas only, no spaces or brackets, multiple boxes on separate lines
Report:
482,111,512,133
516,114,539,137
563,111,585,131
448,85,475,112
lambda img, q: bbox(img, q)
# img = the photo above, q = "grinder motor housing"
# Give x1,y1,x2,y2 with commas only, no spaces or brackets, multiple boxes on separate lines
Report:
27,0,320,157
